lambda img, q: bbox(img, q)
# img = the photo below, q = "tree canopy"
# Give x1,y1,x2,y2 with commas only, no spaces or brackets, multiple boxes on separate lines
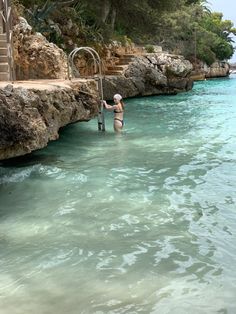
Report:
15,0,236,64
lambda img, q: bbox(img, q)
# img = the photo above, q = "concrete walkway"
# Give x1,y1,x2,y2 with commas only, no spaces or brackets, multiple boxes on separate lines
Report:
0,78,96,91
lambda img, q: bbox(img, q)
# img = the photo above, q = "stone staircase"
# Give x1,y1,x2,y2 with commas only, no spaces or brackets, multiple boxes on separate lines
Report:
105,54,138,76
0,33,10,80
0,0,14,81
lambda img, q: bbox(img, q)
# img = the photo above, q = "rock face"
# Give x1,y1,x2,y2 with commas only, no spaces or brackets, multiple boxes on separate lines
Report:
13,17,69,80
103,53,193,99
205,61,230,78
0,80,99,160
191,60,230,80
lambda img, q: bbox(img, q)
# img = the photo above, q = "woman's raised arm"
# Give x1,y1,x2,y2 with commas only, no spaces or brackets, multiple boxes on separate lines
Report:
103,101,118,111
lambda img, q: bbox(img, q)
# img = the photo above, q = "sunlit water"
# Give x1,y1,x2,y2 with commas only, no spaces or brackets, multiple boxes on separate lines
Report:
1,75,236,314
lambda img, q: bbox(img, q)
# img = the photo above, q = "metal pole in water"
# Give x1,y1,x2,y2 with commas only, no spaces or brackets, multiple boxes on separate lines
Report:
96,76,105,132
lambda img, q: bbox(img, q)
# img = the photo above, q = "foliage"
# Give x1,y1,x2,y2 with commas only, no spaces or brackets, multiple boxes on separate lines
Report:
198,11,236,61
211,37,234,60
197,44,216,65
149,1,236,63
15,0,236,64
145,45,155,53
25,0,57,31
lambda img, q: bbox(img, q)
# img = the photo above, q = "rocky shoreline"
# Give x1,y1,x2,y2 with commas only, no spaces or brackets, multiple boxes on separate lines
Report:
0,48,194,161
0,52,194,161
0,52,229,161
0,17,230,161
1,17,196,161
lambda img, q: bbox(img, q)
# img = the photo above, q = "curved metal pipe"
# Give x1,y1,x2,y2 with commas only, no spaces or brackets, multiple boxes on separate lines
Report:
67,47,105,131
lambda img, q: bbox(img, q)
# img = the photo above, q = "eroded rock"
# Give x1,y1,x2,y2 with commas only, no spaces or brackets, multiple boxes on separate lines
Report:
103,53,193,99
191,60,230,80
0,80,99,160
13,17,68,80
205,61,230,78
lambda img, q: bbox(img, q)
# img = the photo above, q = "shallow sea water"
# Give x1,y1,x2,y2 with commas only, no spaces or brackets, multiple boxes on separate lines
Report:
0,75,236,314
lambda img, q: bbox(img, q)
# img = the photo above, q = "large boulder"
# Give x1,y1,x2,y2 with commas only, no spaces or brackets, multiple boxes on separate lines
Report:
191,60,230,80
13,17,69,80
0,80,99,160
205,61,230,78
102,76,138,100
103,53,193,99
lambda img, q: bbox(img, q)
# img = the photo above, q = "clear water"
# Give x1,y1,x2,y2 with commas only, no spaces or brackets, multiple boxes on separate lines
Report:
0,76,236,314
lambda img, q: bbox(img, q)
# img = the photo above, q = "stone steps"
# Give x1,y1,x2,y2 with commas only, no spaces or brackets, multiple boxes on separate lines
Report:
118,56,133,62
0,40,7,48
0,55,8,63
105,54,137,76
0,72,10,80
0,34,6,40
116,60,132,65
121,53,136,57
0,33,10,81
0,63,9,72
0,47,8,55
105,70,124,76
107,65,126,71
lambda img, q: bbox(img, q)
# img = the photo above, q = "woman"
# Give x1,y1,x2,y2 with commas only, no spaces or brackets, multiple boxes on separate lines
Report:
103,94,125,133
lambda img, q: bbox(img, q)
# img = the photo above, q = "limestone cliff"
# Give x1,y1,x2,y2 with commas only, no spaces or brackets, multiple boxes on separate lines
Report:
13,17,68,80
103,53,193,99
0,80,98,161
191,60,230,80
205,61,230,78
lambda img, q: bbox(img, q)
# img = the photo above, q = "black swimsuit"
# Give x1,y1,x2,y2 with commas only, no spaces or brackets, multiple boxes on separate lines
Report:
114,118,124,126
114,109,124,126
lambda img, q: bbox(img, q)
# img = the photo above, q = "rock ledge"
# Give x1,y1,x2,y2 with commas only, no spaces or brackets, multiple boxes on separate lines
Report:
0,79,99,160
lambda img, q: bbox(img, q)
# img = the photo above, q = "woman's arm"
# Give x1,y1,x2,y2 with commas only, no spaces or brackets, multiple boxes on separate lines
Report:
103,101,118,111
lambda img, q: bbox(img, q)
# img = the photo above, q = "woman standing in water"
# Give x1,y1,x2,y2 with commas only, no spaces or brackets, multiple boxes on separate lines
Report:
103,94,124,133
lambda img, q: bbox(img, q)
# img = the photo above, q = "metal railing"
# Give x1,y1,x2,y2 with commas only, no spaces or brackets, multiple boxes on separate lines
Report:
0,0,15,81
68,47,105,131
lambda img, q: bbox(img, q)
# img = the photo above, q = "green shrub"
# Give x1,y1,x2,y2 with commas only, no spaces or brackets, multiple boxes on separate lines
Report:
212,38,234,61
145,44,155,53
197,45,216,66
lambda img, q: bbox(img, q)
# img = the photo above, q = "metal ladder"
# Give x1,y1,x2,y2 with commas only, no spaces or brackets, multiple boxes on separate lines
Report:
68,47,105,131
0,0,15,81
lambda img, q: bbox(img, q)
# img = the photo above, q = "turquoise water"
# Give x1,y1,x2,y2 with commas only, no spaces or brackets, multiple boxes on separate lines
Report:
0,76,236,314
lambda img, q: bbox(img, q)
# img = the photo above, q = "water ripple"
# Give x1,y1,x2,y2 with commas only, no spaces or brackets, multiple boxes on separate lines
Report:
1,77,236,313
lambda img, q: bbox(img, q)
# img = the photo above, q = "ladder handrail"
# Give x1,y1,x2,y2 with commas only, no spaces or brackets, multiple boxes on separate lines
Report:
68,47,99,78
68,47,105,131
